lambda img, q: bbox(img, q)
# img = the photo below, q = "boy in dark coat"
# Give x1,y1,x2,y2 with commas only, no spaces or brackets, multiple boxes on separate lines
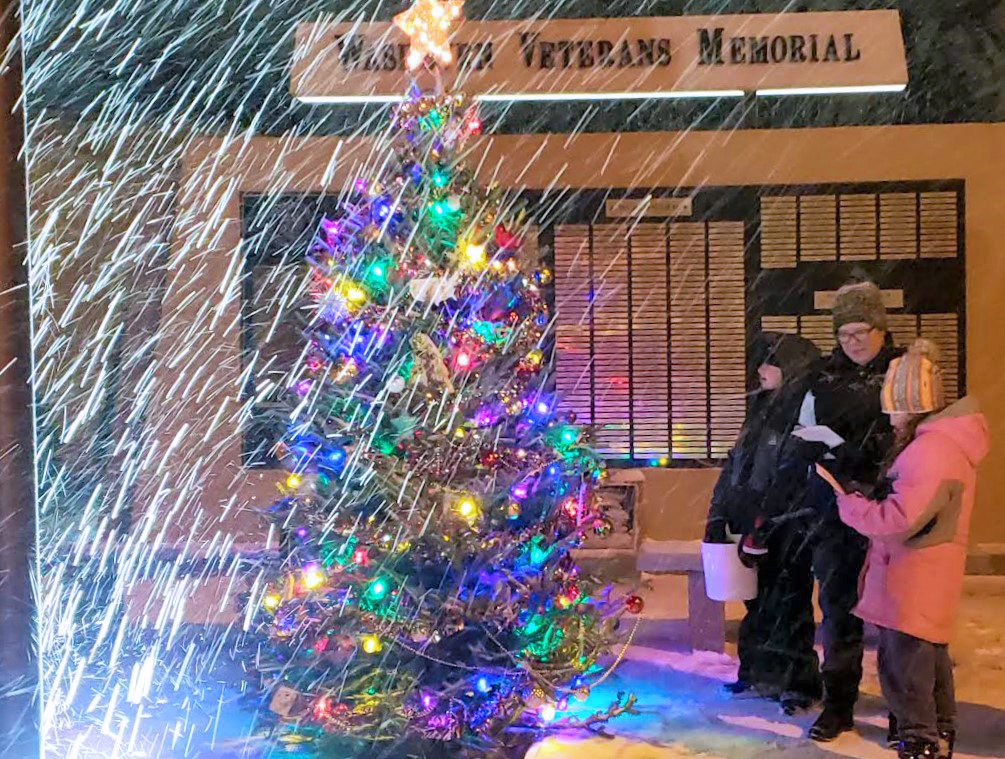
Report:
706,331,822,714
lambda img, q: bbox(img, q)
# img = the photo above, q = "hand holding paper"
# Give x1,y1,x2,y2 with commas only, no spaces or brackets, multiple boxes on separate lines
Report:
815,463,847,497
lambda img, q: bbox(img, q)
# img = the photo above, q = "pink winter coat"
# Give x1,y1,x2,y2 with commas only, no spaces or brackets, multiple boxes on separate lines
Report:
837,397,989,644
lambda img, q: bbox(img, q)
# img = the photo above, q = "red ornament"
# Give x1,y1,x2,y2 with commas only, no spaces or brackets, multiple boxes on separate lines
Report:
625,595,645,614
465,109,482,135
313,695,332,720
494,224,520,251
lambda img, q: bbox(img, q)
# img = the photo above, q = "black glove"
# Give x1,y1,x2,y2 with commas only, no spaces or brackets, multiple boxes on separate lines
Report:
738,534,768,569
704,519,728,544
792,439,830,465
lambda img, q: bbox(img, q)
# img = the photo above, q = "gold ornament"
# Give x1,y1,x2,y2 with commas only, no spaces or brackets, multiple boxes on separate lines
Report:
394,0,464,70
525,687,546,708
409,332,455,393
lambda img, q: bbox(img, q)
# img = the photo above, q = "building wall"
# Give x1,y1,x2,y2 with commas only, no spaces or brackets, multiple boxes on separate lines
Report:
165,123,1005,550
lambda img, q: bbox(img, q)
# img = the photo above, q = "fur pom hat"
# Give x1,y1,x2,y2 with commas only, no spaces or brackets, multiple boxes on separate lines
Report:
832,281,888,333
881,339,945,414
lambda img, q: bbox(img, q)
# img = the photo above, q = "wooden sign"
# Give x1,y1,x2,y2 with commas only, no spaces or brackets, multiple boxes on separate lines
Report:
606,196,693,218
292,11,907,103
815,289,904,310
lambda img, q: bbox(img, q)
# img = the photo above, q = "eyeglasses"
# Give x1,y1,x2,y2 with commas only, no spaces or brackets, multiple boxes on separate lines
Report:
836,327,876,344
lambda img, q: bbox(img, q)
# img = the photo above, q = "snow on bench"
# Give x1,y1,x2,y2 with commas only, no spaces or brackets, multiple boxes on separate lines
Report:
636,539,726,653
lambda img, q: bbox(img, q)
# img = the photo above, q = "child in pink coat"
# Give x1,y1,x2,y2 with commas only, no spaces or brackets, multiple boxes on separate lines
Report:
815,340,989,759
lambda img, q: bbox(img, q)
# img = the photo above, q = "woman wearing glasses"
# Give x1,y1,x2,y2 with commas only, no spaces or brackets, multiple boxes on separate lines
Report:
800,281,905,741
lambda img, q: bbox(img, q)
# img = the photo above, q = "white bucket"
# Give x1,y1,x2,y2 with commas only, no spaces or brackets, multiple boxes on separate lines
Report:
701,541,758,602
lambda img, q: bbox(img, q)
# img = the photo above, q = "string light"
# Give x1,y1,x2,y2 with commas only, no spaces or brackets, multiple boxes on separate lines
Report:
361,635,383,654
464,242,486,265
456,494,479,521
263,593,281,611
561,498,578,519
302,564,325,590
367,577,390,601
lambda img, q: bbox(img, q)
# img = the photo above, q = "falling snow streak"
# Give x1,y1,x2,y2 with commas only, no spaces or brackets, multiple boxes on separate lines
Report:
16,0,1005,757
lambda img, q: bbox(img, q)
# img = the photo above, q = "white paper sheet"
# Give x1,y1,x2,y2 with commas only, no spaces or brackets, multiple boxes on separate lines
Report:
791,425,845,449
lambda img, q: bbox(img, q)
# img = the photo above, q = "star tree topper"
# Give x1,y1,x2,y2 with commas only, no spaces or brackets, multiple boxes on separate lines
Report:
394,0,464,70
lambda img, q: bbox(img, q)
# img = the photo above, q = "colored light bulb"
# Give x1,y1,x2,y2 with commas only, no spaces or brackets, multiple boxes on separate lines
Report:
465,243,486,265
539,703,557,722
476,676,490,693
456,351,471,368
561,498,578,518
302,564,325,590
457,495,479,520
286,474,302,489
361,634,382,654
263,593,281,611
352,547,370,566
346,286,366,303
367,577,389,601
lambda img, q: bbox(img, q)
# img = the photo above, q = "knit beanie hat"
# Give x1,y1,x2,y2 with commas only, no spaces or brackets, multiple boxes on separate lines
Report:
832,281,888,333
881,339,945,414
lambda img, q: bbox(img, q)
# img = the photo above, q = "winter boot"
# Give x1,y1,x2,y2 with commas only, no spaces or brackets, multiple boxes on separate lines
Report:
938,728,955,759
808,707,854,742
723,679,752,695
780,692,815,716
897,737,939,759
887,713,899,748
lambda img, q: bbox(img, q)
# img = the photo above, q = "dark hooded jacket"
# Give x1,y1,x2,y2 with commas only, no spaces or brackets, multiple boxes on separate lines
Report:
809,333,904,487
706,333,821,541
803,333,904,521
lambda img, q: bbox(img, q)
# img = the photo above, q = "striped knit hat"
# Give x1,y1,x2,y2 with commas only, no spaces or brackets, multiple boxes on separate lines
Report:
881,339,946,414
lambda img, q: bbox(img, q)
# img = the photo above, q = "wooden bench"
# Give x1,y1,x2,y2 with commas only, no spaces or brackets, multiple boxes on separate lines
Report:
636,538,726,653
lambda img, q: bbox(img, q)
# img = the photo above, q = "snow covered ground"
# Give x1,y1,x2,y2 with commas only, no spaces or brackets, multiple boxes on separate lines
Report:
527,575,1005,759
49,576,1005,758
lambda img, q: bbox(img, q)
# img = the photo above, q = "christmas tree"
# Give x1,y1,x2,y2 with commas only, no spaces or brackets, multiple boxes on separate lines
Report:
247,3,633,754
